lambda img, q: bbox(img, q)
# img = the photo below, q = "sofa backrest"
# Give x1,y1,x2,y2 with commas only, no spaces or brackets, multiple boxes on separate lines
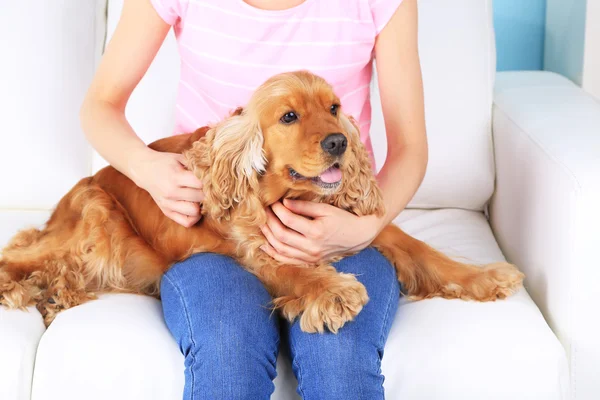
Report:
0,0,497,246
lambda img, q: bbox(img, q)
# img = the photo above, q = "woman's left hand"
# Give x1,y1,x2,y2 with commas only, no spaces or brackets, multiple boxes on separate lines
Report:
260,199,383,265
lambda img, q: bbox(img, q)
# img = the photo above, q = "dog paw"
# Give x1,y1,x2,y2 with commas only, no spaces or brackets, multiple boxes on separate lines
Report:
298,273,369,334
36,296,63,327
0,271,41,309
36,286,97,327
442,262,524,302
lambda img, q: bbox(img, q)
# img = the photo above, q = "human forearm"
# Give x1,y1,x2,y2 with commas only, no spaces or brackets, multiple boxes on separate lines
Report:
371,0,427,230
79,99,156,184
375,141,428,228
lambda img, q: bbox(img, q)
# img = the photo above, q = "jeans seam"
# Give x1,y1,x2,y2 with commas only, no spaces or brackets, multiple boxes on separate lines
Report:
163,273,198,400
289,331,307,399
375,268,398,397
377,266,397,350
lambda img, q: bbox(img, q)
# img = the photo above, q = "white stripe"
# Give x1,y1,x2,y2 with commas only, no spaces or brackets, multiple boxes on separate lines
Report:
181,43,367,70
185,24,372,46
183,57,359,93
176,104,203,128
181,59,256,91
180,79,238,110
370,0,388,8
189,1,372,23
341,84,371,100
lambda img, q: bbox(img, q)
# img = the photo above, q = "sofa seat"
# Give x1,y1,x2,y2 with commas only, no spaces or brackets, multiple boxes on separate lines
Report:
28,209,568,400
0,306,45,400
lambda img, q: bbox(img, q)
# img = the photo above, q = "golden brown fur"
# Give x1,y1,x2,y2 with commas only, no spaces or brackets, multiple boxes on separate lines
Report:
0,71,524,331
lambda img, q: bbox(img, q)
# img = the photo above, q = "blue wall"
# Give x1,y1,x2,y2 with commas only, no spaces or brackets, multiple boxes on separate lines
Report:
493,0,546,71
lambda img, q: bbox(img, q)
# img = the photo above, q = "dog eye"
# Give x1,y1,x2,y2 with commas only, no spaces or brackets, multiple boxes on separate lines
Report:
330,104,339,116
280,112,298,124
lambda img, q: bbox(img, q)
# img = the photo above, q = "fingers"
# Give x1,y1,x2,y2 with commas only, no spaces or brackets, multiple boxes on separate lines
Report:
167,187,204,202
176,170,203,189
282,199,329,218
163,209,201,228
270,201,313,235
174,154,188,166
159,197,201,228
259,243,306,265
170,154,202,189
260,224,318,264
158,199,200,217
265,207,312,250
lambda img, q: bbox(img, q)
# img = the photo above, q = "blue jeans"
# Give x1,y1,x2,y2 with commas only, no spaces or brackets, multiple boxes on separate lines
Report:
161,248,400,400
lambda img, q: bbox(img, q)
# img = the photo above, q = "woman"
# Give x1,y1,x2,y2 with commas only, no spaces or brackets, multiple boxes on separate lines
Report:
80,0,427,398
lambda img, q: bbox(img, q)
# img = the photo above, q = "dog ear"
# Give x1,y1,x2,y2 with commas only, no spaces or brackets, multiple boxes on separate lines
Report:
184,110,266,221
331,112,385,217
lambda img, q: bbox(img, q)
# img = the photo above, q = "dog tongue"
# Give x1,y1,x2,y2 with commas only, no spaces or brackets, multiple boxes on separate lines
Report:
319,166,342,183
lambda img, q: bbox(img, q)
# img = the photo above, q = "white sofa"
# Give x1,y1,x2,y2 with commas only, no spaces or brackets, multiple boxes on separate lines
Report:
1,1,598,399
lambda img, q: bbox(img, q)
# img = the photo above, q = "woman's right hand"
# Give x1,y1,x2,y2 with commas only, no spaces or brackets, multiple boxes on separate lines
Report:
79,0,204,227
130,149,204,228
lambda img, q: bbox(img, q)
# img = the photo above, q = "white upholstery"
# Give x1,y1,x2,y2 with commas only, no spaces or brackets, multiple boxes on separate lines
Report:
31,295,185,400
383,209,569,400
371,0,497,211
491,71,600,400
28,210,569,400
0,0,587,399
0,307,45,400
0,1,103,210
0,2,103,398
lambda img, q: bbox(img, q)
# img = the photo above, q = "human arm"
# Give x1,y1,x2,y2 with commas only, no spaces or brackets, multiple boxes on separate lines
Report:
261,0,428,264
79,0,203,227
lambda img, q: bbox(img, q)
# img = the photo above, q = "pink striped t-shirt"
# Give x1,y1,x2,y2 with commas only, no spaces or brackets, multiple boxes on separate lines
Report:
150,0,403,167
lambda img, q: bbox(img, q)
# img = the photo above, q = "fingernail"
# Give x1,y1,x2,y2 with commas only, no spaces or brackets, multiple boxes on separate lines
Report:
259,245,267,252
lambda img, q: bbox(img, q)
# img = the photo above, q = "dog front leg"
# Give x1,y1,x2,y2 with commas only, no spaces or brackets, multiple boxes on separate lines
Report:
249,260,369,334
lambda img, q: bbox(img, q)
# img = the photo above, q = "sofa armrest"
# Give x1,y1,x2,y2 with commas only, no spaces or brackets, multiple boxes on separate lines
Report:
490,71,600,400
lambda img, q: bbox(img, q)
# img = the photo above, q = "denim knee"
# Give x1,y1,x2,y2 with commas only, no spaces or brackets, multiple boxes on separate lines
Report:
161,252,279,346
286,247,399,400
161,253,280,400
290,332,386,400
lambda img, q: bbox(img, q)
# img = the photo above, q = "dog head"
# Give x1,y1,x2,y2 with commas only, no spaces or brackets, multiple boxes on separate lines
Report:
187,71,384,221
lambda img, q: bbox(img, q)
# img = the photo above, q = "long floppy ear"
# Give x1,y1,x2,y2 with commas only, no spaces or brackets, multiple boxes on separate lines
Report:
184,110,266,221
331,113,385,217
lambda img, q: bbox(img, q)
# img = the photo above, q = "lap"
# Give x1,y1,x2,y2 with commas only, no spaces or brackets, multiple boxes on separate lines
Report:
284,248,400,399
161,248,399,366
161,249,398,337
160,252,279,346
286,247,399,342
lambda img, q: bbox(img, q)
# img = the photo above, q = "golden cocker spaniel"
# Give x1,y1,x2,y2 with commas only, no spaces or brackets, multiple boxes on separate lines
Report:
0,71,524,331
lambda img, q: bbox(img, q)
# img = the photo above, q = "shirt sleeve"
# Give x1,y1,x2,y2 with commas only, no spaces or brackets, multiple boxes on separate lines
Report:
150,0,182,25
370,0,404,35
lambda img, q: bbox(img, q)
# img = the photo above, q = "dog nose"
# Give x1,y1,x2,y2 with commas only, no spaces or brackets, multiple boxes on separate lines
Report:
321,133,347,156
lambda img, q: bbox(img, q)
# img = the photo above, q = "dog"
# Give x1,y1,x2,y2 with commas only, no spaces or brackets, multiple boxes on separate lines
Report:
0,71,524,332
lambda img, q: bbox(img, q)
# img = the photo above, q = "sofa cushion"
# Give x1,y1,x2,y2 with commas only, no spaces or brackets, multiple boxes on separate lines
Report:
30,209,567,400
100,0,497,211
382,209,569,399
0,307,45,400
31,295,184,400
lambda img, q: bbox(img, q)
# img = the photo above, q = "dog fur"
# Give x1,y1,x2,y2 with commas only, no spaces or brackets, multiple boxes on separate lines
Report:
0,71,524,331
